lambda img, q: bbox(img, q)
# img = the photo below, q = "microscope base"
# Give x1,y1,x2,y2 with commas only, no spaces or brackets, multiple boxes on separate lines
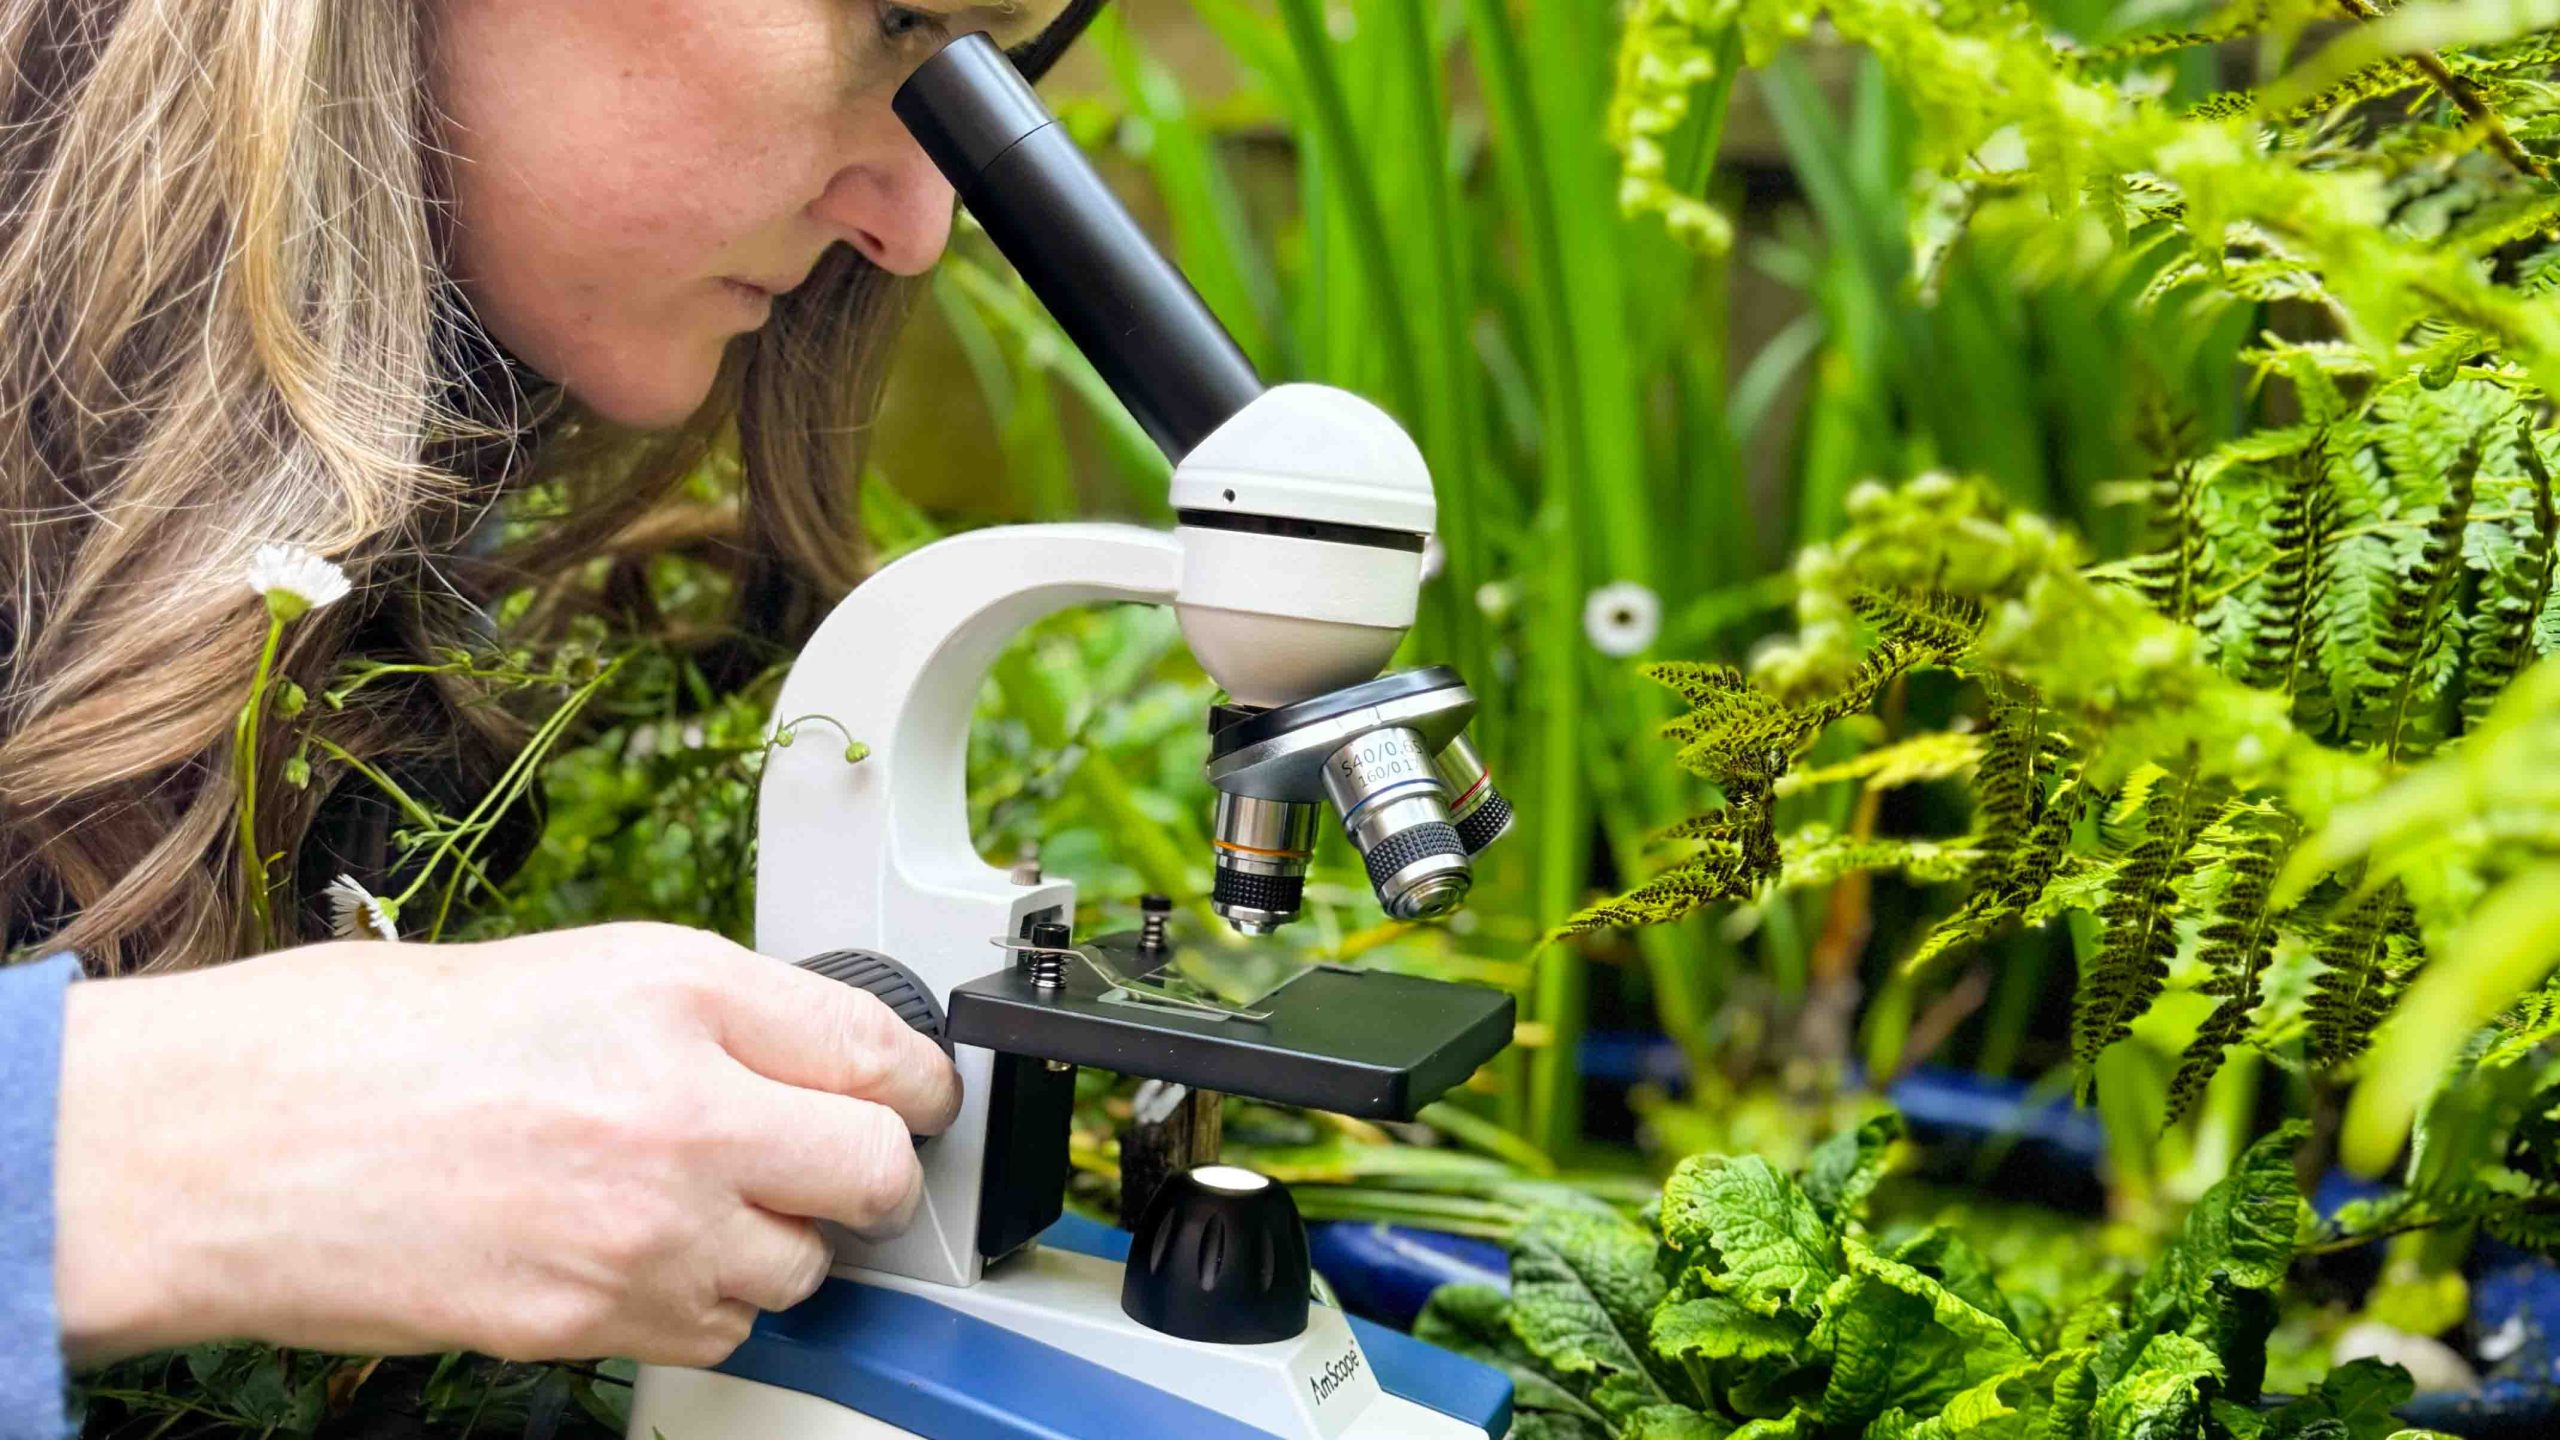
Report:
628,1223,1507,1439
630,1363,1486,1440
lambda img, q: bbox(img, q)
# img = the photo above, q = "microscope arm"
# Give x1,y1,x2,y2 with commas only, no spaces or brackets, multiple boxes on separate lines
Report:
757,522,1182,1288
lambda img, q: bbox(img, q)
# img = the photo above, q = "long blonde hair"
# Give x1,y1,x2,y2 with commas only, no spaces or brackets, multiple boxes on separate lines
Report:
0,0,1093,972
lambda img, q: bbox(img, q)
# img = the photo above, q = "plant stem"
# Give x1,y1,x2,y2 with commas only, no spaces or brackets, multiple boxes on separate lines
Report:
2332,0,2549,182
234,615,286,946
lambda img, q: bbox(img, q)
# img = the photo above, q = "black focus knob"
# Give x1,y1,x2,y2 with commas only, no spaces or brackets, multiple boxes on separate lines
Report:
796,950,945,1047
1120,1164,1311,1345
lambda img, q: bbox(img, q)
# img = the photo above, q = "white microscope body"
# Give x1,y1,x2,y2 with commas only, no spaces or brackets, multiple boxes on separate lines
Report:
628,34,1512,1440
628,393,1482,1440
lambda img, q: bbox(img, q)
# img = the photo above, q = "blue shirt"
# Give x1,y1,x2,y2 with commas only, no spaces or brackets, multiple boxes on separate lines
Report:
0,954,76,1440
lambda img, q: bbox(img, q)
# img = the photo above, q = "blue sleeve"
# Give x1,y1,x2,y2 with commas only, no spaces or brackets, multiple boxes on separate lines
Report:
0,954,78,1440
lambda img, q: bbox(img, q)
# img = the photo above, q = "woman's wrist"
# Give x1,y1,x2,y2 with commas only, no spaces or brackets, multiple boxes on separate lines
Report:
54,973,242,1364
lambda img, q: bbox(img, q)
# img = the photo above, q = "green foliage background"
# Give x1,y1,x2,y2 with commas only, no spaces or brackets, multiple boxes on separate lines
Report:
89,0,2560,1433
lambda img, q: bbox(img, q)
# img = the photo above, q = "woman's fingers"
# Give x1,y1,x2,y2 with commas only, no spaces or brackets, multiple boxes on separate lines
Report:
711,1207,832,1314
624,1299,762,1370
695,948,963,1136
721,1078,926,1236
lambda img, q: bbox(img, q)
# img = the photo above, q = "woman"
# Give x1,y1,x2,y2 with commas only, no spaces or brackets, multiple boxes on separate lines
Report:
0,0,1098,1432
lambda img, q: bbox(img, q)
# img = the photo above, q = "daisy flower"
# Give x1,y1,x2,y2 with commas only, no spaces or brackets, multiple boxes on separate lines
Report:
247,544,351,623
325,874,401,943
1583,580,1662,658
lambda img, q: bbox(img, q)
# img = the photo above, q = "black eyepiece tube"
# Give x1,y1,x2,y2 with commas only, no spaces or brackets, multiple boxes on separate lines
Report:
897,34,1265,462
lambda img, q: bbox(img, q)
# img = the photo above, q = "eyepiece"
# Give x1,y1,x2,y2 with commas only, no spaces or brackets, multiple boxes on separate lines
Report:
1321,728,1471,921
894,34,1263,461
1209,794,1320,935
1432,734,1515,857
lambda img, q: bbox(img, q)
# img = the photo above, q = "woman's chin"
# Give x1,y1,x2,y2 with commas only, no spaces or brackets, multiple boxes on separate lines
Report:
561,354,724,432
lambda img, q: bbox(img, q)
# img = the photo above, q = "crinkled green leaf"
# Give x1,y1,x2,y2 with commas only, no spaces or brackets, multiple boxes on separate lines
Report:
2042,1348,2102,1440
1653,1294,1808,1365
1416,1284,1605,1423
1803,1112,1907,1223
2134,1123,2307,1317
1843,1233,2029,1364
1507,1208,1678,1417
1888,1226,2020,1336
1627,1403,1738,1439
1731,1409,1814,1440
1814,1269,1949,1425
2092,1333,2222,1440
2212,1399,2268,1440
1512,1413,1613,1440
1869,1412,1923,1440
1661,1156,1841,1314
1892,1359,2060,1440
2259,1358,2415,1440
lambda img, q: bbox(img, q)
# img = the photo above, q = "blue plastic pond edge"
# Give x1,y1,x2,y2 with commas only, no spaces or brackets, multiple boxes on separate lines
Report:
1307,1220,1510,1328
1041,1212,1513,1437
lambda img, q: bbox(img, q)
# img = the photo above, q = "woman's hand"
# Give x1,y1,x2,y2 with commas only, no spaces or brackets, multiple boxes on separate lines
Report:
52,922,960,1368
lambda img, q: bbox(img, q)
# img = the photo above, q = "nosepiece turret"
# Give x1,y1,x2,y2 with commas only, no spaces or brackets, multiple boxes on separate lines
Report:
1204,668,1510,935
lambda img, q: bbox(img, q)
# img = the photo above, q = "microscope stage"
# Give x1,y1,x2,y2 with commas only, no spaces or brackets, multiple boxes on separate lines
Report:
946,946,1514,1120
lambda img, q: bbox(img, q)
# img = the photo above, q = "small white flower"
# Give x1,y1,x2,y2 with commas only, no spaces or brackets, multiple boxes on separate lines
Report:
1583,581,1662,658
1475,581,1515,621
1420,536,1447,584
246,544,350,623
325,874,400,943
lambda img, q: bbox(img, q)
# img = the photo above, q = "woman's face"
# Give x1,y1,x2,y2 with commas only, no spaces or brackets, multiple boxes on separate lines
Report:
433,0,1067,428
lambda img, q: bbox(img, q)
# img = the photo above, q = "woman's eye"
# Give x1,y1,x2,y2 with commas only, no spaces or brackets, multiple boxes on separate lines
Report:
878,3,947,46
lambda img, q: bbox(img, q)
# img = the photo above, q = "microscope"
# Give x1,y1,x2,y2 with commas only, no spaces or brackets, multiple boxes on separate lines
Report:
627,34,1517,1440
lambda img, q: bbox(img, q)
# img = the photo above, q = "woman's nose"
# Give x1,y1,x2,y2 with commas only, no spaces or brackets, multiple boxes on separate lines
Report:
810,139,957,277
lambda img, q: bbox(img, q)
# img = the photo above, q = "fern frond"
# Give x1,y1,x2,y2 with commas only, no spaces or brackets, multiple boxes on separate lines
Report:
1774,730,1985,797
2164,812,2290,1125
1645,660,1755,712
2073,762,2213,1095
2269,56,2428,120
2306,880,2421,1072
2480,976,2560,1071
1970,682,2071,868
2119,452,2204,625
2069,0,2314,67
1905,761,2093,980
1654,666,1806,784
2369,432,2483,761
1777,827,1980,889
1552,824,1770,938
2240,447,2338,711
2461,420,2557,730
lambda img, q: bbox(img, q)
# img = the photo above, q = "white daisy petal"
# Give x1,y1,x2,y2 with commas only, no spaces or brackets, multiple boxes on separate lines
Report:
247,544,351,622
324,873,400,943
1583,581,1662,658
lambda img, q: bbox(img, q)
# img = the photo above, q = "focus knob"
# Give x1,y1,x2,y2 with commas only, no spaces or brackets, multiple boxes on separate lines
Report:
1120,1164,1311,1345
796,950,945,1048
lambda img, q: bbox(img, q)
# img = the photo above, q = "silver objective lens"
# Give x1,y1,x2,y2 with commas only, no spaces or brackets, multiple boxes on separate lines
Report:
1432,734,1515,856
1320,727,1472,920
1209,793,1321,934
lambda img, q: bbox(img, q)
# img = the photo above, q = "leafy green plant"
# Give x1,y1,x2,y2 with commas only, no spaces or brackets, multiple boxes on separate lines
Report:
1423,1114,2455,1440
1571,0,2560,1175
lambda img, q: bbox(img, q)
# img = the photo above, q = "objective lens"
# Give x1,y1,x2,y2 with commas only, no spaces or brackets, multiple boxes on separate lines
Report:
1210,793,1321,934
1431,735,1515,857
1320,727,1471,921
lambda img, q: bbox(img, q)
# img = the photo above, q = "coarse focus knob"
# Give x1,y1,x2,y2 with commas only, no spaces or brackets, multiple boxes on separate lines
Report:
795,950,946,1048
1121,1164,1311,1345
